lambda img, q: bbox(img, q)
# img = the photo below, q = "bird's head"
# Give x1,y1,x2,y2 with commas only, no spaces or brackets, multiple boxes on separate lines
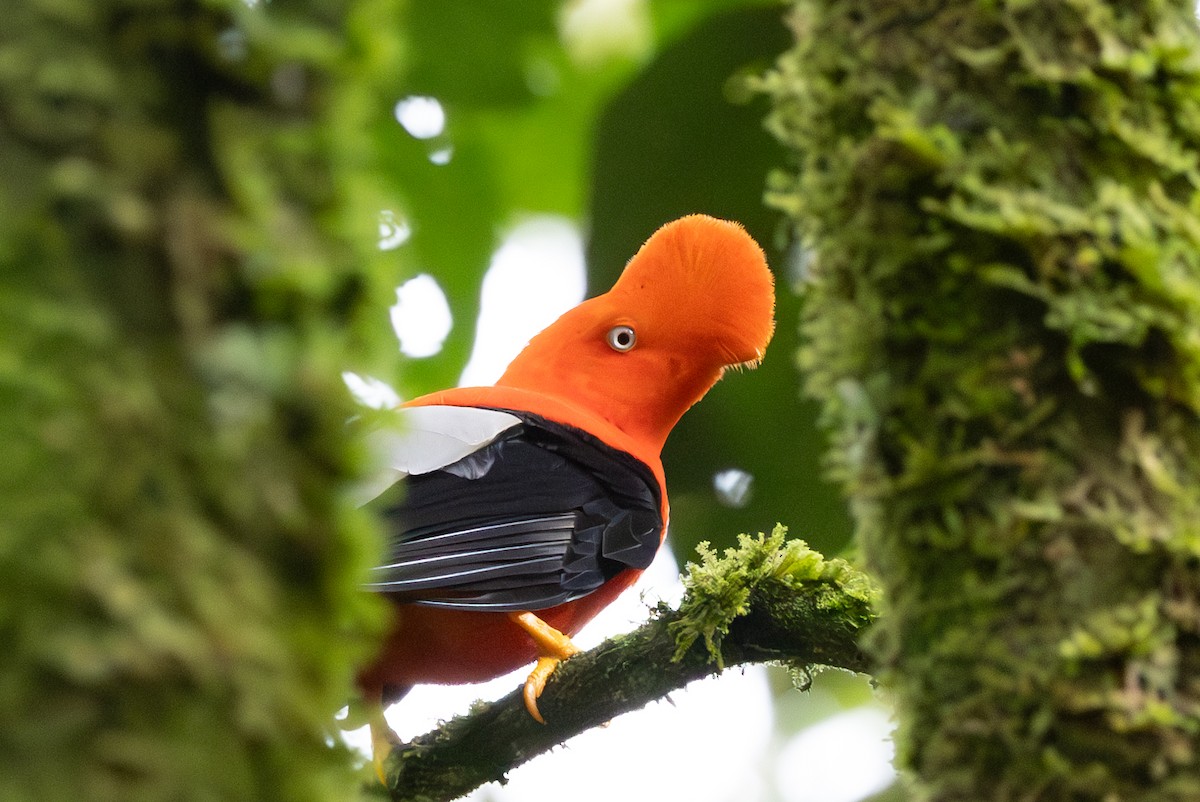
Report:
497,215,776,450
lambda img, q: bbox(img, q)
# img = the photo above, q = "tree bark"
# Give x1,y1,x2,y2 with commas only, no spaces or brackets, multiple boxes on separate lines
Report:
764,2,1200,800
0,2,400,799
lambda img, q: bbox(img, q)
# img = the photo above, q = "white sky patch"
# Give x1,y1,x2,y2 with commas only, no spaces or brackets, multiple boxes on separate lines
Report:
344,546,776,802
391,274,453,358
458,216,587,387
775,706,897,802
342,371,401,410
394,95,446,139
492,666,773,802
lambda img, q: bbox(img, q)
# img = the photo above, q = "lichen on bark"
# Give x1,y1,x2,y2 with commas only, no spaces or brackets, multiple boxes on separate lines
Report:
763,1,1200,799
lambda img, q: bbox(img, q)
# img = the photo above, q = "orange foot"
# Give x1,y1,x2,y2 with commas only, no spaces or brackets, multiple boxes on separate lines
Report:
508,611,581,724
338,692,399,785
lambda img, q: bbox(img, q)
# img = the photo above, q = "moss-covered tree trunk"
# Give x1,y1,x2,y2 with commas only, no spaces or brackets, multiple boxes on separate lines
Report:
765,1,1200,799
0,2,402,799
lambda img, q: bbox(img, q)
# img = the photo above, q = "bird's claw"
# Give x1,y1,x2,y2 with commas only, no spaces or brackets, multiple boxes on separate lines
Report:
522,656,562,724
368,709,401,785
509,611,581,724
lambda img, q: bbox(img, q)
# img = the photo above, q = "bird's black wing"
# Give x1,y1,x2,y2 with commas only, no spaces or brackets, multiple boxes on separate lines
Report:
365,410,663,612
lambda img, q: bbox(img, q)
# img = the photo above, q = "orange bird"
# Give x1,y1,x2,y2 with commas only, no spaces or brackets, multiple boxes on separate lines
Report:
356,214,775,775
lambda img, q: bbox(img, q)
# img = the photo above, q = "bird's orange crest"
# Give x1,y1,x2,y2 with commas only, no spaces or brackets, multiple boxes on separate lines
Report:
497,214,776,449
611,214,776,369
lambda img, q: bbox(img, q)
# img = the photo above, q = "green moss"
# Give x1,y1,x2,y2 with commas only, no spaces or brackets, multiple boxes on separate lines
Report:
0,1,406,799
764,1,1200,799
672,524,877,666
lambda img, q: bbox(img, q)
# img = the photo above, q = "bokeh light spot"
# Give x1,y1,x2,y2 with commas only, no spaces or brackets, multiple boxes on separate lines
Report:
713,467,754,508
378,210,412,251
342,372,401,410
394,95,446,139
391,274,452,358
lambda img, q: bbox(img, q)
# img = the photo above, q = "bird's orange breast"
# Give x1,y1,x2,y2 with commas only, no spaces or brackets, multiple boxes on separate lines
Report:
358,568,641,692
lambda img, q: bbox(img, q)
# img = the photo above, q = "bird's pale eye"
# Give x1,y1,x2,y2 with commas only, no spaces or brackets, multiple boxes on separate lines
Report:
606,324,637,352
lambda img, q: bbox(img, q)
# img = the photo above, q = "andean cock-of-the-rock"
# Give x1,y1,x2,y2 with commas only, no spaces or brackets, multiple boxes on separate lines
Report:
355,214,776,780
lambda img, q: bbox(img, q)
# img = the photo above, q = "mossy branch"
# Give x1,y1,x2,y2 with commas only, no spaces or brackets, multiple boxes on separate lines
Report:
380,526,877,802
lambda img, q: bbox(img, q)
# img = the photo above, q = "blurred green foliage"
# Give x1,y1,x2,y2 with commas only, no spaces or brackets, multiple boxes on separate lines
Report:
376,0,627,393
1,0,400,799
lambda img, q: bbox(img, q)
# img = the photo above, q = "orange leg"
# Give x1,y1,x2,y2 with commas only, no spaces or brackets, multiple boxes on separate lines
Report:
340,690,399,785
366,696,400,785
508,611,580,724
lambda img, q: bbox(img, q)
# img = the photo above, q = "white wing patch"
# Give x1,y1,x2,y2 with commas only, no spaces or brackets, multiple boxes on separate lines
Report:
377,406,523,475
354,405,523,504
